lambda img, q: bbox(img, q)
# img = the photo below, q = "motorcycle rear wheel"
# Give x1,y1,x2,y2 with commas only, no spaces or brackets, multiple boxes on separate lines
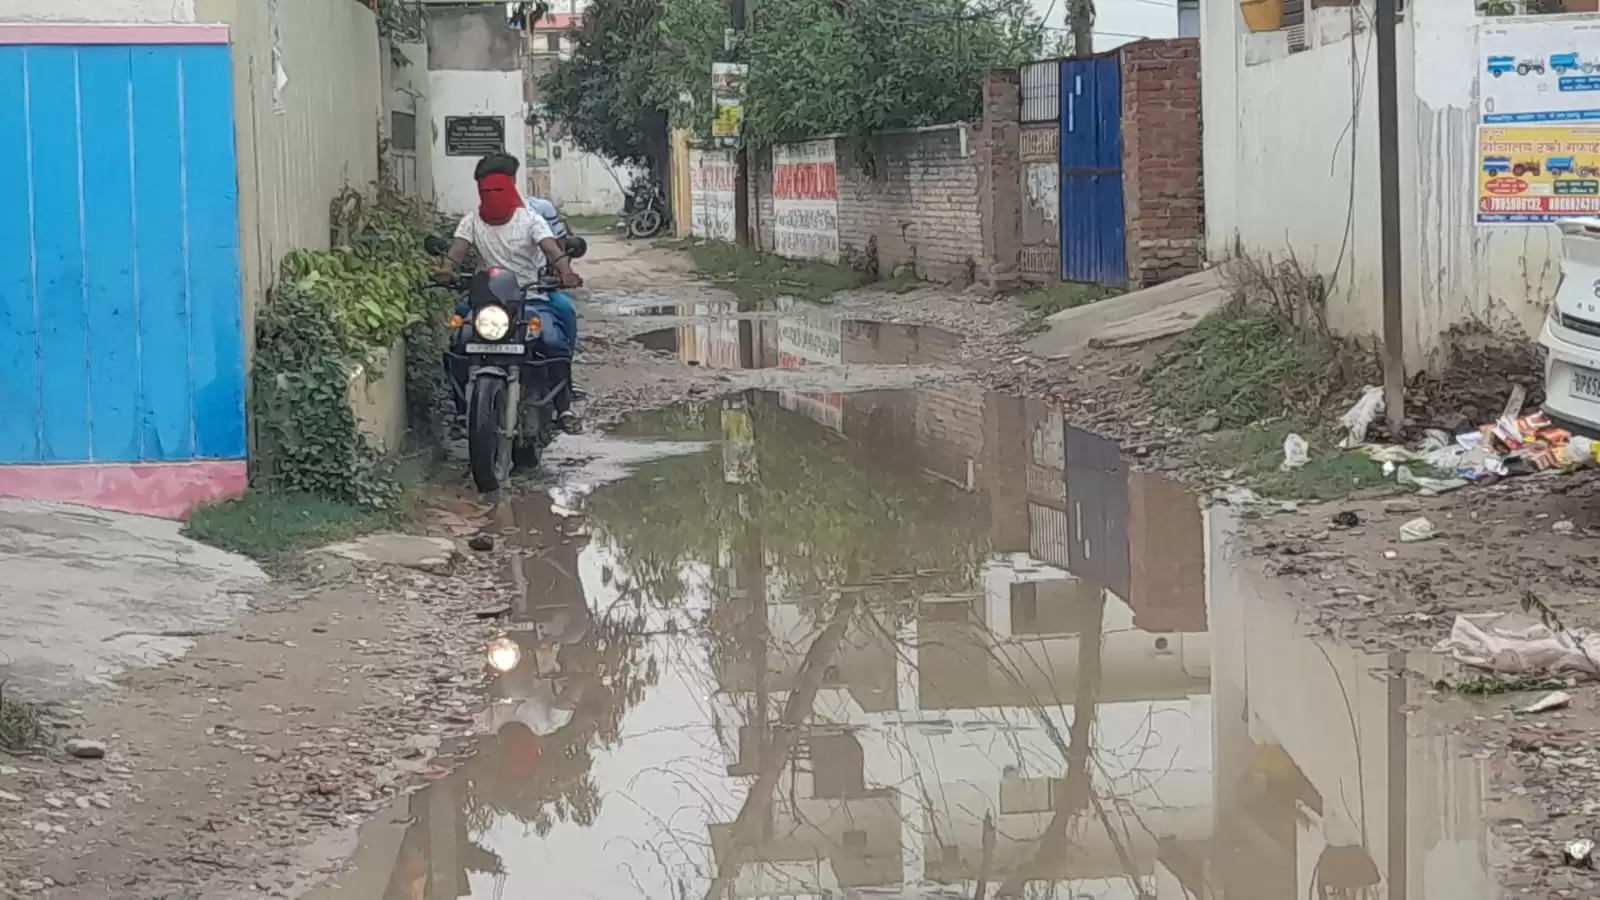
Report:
467,377,513,492
628,209,664,239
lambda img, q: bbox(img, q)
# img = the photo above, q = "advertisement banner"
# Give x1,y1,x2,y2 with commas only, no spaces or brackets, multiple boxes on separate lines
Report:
711,63,747,143
1480,21,1600,124
776,312,844,432
1477,124,1600,223
772,139,840,263
689,148,737,243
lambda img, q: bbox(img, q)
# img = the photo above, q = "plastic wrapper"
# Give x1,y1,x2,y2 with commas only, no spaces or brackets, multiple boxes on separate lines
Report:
1338,386,1385,448
1281,433,1309,471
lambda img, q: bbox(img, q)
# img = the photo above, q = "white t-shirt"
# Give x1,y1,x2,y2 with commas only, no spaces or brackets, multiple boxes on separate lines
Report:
454,206,555,285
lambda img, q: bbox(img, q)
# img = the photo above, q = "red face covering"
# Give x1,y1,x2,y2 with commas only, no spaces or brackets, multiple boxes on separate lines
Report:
477,172,523,226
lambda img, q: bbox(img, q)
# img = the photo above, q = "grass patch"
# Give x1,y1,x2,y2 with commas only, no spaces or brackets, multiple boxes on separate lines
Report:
1016,281,1119,317
1198,421,1397,500
661,237,872,305
185,490,398,560
1146,312,1377,430
1435,674,1569,696
0,681,53,752
875,271,924,295
565,213,621,233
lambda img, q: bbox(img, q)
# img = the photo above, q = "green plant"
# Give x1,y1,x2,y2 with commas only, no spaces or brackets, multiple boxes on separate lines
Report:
251,185,452,508
664,237,871,305
0,680,51,751
185,489,399,560
1016,281,1118,317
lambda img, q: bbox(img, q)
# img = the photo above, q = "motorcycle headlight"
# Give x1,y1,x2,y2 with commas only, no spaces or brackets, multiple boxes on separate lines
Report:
474,305,511,341
485,635,522,673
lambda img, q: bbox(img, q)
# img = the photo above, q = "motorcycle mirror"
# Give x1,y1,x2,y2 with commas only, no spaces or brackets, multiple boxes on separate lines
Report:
423,235,450,255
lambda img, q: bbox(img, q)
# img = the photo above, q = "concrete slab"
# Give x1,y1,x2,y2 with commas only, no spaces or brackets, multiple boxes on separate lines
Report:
1023,268,1228,360
0,499,265,700
315,534,459,573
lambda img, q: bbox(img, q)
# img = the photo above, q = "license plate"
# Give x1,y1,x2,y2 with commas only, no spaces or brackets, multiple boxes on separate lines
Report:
466,343,525,355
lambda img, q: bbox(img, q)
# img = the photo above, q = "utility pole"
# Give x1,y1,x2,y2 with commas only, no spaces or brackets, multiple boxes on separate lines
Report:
1376,0,1405,436
730,0,751,246
1068,0,1093,56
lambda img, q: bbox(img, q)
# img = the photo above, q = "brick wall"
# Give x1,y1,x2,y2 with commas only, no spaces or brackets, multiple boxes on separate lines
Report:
748,126,984,282
1119,39,1204,288
835,126,981,282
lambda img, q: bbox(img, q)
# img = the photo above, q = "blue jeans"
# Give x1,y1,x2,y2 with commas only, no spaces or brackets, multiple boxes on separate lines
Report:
546,290,577,352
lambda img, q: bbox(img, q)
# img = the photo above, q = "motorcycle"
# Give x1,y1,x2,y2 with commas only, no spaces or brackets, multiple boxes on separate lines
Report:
425,235,587,492
623,176,669,239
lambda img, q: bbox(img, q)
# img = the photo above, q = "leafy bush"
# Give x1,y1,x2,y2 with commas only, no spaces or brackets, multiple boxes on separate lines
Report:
250,186,452,508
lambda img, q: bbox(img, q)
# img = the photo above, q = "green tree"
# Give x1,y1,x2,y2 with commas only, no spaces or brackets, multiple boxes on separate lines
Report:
746,0,1041,144
539,0,1037,157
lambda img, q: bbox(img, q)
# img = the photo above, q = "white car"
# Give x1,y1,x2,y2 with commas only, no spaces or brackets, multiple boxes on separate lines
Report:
1540,217,1600,432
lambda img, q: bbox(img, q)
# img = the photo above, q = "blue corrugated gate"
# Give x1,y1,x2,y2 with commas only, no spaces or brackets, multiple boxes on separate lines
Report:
0,37,245,466
1059,55,1125,286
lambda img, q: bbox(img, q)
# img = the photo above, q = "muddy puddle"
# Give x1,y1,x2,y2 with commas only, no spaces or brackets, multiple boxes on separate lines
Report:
630,309,963,371
310,390,1512,899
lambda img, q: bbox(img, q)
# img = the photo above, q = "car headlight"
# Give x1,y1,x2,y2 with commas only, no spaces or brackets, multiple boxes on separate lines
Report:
474,305,511,341
485,635,522,673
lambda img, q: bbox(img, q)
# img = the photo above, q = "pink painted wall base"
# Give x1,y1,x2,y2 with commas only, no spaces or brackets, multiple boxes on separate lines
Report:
0,461,248,520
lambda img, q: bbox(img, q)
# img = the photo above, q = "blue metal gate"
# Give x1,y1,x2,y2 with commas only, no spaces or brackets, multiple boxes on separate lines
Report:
0,33,245,467
1059,56,1125,286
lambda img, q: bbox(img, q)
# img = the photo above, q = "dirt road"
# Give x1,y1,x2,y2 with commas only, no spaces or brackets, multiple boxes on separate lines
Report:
2,235,1594,898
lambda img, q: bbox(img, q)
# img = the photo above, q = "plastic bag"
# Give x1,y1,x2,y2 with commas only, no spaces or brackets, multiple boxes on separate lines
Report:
1338,386,1385,448
1281,433,1309,471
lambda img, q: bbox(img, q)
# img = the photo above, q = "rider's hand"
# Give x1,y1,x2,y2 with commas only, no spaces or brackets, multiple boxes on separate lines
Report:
561,270,583,289
432,266,455,285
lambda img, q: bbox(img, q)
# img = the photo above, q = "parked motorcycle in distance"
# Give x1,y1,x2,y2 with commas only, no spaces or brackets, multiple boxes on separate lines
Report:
424,234,587,492
623,176,669,239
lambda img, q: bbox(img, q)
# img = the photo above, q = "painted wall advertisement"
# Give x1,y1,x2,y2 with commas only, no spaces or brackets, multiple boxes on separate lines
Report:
772,139,840,263
1477,126,1600,222
1477,21,1600,224
711,63,747,143
776,312,844,432
689,148,737,243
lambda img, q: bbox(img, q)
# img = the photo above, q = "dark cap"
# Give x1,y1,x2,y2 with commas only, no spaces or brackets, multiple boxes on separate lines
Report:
474,152,520,180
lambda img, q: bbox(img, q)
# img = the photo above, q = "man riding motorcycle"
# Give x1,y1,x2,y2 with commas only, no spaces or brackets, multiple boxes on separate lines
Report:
435,153,584,434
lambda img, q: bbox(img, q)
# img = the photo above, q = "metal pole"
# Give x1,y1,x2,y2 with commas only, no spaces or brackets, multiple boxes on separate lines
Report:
731,0,751,246
1376,0,1405,436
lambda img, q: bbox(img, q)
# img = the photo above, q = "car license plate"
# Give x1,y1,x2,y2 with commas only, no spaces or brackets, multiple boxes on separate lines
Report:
466,343,524,355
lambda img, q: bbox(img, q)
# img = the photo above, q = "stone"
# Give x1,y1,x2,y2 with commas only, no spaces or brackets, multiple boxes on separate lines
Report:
314,535,458,574
65,738,107,759
1194,414,1221,433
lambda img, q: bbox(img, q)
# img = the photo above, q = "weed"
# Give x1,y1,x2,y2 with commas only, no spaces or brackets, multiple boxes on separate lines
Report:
1435,674,1568,696
875,271,924,295
1146,312,1377,431
565,213,621,233
1199,421,1397,500
661,238,872,305
1015,281,1119,318
0,680,52,751
185,491,392,560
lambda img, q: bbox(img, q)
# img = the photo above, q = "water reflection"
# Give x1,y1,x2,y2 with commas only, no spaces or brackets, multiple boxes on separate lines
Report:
315,387,1500,899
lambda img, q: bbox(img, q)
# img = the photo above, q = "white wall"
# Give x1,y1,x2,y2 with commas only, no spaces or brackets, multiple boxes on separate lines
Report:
428,69,526,216
548,141,635,214
4,0,196,21
1202,0,1571,369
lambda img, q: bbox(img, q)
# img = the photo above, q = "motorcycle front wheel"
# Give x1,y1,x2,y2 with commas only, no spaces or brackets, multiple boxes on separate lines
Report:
628,208,664,239
467,377,514,492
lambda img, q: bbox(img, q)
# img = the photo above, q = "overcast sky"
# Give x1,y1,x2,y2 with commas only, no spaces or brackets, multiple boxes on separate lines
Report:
1033,0,1181,52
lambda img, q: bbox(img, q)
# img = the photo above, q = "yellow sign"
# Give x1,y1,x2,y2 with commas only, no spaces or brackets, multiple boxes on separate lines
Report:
1478,124,1600,224
712,102,741,139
